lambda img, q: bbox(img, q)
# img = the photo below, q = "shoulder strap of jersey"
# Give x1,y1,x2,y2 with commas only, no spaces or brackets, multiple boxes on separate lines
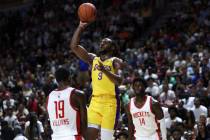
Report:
110,57,116,61
149,96,154,114
93,57,99,61
130,97,134,109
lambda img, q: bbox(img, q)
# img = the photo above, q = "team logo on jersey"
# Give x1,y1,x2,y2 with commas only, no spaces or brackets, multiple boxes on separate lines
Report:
93,64,111,71
133,111,150,126
133,111,150,118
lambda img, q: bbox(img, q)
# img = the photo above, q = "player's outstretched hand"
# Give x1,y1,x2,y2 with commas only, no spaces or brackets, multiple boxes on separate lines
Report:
79,21,88,30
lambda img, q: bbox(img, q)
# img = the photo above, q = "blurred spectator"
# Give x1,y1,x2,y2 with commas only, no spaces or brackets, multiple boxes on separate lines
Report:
159,82,176,106
183,85,196,110
145,77,160,99
191,97,207,122
183,110,196,131
4,107,19,128
196,122,209,140
3,92,15,110
15,103,29,129
42,74,57,97
13,126,28,140
1,120,15,140
171,128,184,140
24,112,44,140
177,101,188,121
165,106,182,129
194,113,208,137
28,94,38,113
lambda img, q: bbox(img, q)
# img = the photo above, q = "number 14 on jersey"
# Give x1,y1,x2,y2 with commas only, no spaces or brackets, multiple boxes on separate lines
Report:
139,118,146,126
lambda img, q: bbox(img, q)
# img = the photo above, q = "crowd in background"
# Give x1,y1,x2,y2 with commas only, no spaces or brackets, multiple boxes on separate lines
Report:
0,0,210,140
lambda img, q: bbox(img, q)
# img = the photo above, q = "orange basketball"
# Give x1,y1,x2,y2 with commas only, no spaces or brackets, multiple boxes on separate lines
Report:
78,3,96,23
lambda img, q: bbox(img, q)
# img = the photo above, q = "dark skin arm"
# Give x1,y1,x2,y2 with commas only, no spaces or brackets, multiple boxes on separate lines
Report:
151,98,164,120
98,58,123,85
70,21,95,65
124,102,134,140
71,90,87,139
151,99,167,140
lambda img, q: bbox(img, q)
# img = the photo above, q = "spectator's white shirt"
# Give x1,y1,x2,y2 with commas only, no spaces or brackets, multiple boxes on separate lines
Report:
15,108,29,116
3,99,15,110
159,90,176,104
182,97,195,110
13,134,28,140
165,117,183,129
159,84,173,93
23,89,33,98
24,121,44,133
145,83,160,97
174,60,181,68
144,74,158,80
4,115,19,128
174,60,187,68
191,105,207,122
162,107,169,118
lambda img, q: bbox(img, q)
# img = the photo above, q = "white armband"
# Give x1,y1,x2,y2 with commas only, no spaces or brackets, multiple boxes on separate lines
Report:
158,118,167,140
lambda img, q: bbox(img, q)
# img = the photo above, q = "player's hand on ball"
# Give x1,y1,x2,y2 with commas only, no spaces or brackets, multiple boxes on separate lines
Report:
79,21,88,30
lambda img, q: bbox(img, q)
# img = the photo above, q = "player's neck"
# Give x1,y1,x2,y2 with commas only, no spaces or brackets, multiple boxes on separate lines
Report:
100,55,111,61
135,95,147,103
58,82,69,90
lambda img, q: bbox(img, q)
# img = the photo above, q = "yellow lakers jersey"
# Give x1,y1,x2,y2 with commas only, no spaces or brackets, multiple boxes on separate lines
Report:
91,57,116,96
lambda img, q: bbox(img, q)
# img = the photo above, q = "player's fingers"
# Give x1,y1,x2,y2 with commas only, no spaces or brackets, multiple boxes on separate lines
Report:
80,21,89,26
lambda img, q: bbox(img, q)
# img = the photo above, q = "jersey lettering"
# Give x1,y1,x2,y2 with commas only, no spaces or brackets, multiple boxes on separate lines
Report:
52,118,70,126
93,64,111,71
133,111,150,118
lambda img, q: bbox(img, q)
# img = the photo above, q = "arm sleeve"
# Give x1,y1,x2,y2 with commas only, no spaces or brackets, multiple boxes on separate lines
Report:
158,118,167,140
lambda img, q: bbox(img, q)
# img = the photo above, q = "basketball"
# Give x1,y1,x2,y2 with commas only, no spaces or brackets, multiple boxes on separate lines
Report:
78,3,96,23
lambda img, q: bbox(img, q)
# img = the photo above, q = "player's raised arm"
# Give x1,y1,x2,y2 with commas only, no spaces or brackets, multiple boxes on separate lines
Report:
124,102,134,140
151,99,167,140
70,21,95,65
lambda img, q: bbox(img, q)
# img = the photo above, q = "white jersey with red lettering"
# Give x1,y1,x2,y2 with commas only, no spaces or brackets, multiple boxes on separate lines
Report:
47,87,82,140
129,96,160,139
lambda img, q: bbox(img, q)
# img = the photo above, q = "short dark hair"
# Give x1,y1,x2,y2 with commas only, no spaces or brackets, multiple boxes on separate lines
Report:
168,106,178,114
55,68,70,83
14,126,22,135
132,78,147,88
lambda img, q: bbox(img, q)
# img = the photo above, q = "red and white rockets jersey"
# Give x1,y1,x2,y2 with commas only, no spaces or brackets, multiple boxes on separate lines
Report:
129,96,160,137
47,87,81,139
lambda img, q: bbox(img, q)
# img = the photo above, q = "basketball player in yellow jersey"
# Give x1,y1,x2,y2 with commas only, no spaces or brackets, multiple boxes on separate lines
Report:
70,21,124,140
